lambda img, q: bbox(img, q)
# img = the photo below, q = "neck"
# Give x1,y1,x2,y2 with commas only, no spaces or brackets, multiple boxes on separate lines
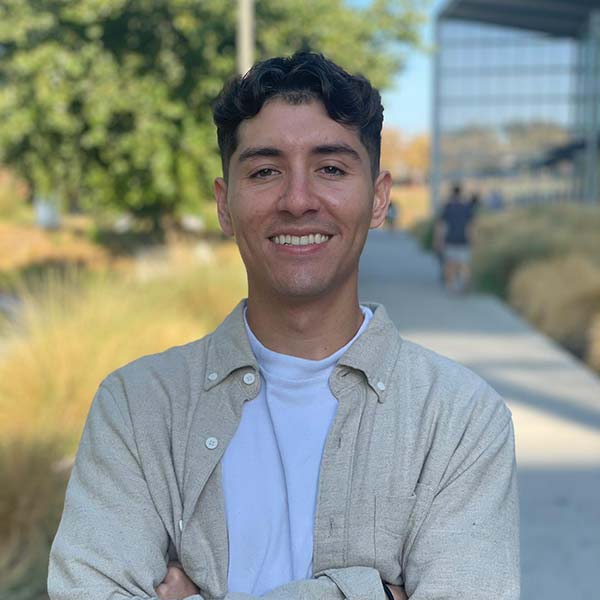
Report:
245,289,364,361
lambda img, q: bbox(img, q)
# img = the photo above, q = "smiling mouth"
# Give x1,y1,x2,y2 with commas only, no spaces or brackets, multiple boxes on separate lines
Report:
270,233,332,246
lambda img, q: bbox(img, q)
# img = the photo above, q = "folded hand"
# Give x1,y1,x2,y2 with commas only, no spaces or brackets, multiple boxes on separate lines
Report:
155,561,200,600
386,583,408,600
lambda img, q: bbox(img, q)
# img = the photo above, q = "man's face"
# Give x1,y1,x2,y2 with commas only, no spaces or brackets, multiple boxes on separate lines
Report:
214,98,390,303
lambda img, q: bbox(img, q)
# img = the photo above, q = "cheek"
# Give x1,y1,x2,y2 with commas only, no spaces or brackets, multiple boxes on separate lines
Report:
228,203,268,254
326,190,373,223
231,185,275,219
227,194,257,229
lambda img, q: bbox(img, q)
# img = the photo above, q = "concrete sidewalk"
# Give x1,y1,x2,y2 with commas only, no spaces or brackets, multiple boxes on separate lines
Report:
359,230,600,600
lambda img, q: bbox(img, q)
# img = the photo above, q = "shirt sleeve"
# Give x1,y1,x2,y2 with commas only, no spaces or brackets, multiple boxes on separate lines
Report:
403,388,520,600
47,383,189,600
48,384,386,600
226,568,386,600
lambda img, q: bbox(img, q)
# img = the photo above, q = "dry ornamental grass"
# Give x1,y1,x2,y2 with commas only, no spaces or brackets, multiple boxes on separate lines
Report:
509,254,600,358
0,243,246,598
587,316,600,373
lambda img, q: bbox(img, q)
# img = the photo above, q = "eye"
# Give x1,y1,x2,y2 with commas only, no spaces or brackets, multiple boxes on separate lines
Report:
320,165,346,176
250,168,278,179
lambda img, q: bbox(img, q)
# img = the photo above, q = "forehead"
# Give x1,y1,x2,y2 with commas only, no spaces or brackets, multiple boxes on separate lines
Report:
234,98,366,159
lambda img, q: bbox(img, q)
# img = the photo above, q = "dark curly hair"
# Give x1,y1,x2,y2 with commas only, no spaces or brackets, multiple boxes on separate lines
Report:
212,51,384,180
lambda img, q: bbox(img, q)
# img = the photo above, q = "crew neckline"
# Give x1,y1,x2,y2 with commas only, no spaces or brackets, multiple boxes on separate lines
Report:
243,305,373,382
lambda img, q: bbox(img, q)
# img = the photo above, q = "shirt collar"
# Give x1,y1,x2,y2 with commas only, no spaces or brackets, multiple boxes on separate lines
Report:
336,302,402,402
203,301,259,391
204,300,402,400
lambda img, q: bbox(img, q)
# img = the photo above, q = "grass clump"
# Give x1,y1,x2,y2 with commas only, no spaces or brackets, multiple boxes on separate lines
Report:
473,204,600,371
0,438,69,600
589,316,600,372
509,255,600,358
471,204,600,298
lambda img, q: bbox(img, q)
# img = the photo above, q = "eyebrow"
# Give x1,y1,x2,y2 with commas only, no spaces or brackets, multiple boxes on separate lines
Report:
237,143,362,164
311,143,361,162
238,146,283,163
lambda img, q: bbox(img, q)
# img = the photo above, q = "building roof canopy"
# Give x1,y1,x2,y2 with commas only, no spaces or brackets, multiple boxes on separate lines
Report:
440,0,597,38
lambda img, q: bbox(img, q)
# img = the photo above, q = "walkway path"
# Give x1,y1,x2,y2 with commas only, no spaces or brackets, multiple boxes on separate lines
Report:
359,230,600,600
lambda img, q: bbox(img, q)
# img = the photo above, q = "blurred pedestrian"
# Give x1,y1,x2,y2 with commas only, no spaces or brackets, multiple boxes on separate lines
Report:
437,183,475,293
432,204,445,282
385,200,398,232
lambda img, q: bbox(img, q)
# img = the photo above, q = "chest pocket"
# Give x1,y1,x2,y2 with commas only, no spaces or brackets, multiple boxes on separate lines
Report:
374,493,417,585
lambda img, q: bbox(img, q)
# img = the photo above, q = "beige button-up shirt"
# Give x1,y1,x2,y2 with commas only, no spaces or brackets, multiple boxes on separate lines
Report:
48,302,519,600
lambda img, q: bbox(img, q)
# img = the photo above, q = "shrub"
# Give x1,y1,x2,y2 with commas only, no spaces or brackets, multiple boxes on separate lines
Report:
509,255,600,358
472,210,566,297
411,216,436,252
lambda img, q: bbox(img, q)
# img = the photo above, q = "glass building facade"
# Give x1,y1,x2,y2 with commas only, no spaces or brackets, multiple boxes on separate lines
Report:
432,1,600,209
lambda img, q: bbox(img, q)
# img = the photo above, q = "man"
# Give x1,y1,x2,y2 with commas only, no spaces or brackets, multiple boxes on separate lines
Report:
436,183,475,293
48,52,519,600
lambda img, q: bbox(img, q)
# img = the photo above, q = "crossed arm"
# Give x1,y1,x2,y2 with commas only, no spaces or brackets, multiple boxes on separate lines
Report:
48,384,401,600
48,382,519,600
155,563,407,600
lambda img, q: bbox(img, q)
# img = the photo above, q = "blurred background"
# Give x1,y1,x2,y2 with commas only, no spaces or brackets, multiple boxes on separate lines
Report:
0,1,599,599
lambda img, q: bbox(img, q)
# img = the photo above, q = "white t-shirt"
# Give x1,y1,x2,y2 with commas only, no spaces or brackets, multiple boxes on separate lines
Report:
221,306,373,595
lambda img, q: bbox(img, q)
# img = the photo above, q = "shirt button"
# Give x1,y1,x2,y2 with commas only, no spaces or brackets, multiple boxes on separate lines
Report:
376,381,386,391
207,372,218,382
243,372,256,385
205,437,219,450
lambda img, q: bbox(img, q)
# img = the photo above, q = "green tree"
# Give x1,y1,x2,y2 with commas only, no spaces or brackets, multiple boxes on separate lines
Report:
0,0,424,229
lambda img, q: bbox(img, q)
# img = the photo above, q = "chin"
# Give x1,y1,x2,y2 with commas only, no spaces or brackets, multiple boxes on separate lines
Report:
251,268,352,302
274,285,329,300
271,276,339,301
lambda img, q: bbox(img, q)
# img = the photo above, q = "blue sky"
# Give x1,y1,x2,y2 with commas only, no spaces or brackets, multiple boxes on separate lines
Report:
380,0,446,136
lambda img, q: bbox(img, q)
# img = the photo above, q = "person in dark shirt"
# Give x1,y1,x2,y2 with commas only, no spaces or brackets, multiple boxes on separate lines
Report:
385,200,398,232
437,183,475,292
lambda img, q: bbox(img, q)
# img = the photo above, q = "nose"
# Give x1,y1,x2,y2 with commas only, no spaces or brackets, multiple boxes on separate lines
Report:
277,170,319,217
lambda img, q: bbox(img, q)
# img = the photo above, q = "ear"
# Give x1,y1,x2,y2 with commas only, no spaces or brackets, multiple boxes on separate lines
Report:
369,170,392,229
214,177,234,237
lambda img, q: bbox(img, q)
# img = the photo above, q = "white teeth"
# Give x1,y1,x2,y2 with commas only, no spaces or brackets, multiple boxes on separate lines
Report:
271,233,331,246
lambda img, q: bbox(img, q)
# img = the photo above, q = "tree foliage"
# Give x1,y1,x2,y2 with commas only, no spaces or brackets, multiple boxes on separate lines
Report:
0,0,425,226
381,127,430,182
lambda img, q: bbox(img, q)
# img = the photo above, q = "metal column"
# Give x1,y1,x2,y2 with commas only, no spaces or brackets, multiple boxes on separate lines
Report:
572,30,585,201
431,18,443,213
237,0,255,76
583,11,600,203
